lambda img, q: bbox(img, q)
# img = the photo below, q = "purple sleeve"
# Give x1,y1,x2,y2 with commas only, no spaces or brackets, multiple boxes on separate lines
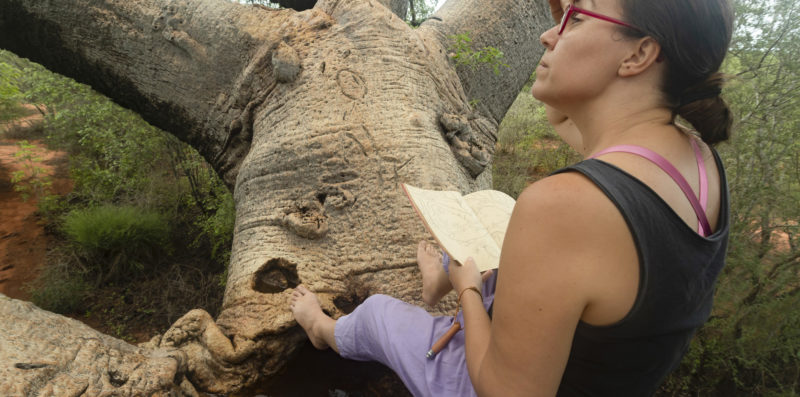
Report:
442,252,450,274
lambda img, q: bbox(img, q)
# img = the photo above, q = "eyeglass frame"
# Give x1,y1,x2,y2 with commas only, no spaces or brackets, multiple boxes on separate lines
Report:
558,4,643,35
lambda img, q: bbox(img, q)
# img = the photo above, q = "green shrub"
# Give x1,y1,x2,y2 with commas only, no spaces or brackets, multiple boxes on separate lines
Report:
62,205,171,285
449,32,510,76
28,261,90,314
191,188,235,267
9,140,53,201
0,60,23,121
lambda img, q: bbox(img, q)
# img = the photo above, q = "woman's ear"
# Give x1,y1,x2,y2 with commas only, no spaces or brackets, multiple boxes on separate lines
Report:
619,37,662,77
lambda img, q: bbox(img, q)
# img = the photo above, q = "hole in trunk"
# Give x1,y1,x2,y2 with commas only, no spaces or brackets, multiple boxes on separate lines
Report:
252,258,301,294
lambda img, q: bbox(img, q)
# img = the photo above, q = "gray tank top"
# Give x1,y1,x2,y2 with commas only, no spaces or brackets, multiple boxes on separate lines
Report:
552,150,730,396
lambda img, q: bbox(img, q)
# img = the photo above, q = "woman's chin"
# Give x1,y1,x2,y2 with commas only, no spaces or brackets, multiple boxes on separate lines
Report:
530,82,549,102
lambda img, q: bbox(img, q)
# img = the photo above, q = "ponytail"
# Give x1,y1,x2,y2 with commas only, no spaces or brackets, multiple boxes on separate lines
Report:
619,0,734,145
674,73,733,145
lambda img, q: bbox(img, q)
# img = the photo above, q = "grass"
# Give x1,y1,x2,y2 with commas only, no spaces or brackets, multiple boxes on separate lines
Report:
0,103,45,139
28,255,90,314
62,204,171,285
0,50,232,345
28,218,226,336
1,119,46,140
0,101,32,123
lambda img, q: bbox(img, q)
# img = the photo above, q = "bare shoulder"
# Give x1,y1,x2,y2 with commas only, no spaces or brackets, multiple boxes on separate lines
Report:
503,170,639,308
509,171,633,264
501,170,639,325
513,171,615,231
500,171,628,299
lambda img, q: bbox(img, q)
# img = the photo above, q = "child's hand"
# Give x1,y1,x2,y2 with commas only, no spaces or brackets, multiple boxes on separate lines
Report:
448,257,491,297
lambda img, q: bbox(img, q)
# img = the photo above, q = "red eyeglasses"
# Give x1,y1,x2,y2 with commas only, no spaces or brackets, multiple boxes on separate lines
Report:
558,4,642,35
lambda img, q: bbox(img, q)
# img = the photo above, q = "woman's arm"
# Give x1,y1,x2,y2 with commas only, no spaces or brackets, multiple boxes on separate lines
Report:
451,261,492,387
451,172,637,396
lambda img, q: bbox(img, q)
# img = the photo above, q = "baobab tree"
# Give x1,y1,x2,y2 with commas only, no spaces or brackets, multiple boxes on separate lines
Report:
0,0,552,394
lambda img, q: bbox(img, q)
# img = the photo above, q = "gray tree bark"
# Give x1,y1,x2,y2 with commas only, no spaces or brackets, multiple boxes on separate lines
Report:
0,0,552,394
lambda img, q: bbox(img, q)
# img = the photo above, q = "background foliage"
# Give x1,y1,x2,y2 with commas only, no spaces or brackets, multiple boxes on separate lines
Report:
0,61,23,121
657,0,800,394
0,48,234,339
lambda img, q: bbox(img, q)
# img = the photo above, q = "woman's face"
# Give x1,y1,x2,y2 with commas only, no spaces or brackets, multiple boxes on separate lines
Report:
531,0,635,107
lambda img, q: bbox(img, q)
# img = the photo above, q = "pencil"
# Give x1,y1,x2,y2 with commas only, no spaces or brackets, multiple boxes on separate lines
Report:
426,321,461,359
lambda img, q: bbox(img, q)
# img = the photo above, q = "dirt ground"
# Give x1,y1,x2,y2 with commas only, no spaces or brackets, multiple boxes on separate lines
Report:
0,106,230,349
0,110,72,300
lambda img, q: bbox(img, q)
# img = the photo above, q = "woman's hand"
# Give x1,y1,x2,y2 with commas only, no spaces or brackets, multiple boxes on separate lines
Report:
448,257,492,296
548,0,564,24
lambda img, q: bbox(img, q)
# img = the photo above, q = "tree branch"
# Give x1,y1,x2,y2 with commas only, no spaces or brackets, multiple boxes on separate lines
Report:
382,0,409,19
421,0,552,123
0,0,293,188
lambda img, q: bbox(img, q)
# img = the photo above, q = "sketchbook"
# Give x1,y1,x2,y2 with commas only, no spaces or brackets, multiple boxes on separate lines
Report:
402,184,516,272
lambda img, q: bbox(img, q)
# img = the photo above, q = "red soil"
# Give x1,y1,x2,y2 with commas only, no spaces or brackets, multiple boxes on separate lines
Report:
0,110,72,300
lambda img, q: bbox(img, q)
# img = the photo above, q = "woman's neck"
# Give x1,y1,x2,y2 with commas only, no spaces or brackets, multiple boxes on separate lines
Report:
565,98,676,157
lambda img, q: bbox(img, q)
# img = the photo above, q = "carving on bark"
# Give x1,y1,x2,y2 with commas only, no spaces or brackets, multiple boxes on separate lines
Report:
337,69,368,100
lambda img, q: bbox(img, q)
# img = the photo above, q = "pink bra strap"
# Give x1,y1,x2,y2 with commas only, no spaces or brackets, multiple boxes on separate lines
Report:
589,141,711,237
690,138,708,213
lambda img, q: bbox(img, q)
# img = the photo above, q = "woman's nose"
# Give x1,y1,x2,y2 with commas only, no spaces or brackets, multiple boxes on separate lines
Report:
540,24,559,50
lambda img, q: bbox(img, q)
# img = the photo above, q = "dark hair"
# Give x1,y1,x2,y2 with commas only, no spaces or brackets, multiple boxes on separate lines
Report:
620,0,734,145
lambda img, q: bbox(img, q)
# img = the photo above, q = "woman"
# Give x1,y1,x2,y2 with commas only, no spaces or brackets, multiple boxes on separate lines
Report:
291,0,733,395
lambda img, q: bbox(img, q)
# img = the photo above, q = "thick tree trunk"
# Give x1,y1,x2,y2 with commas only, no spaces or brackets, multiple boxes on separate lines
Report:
0,0,550,393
